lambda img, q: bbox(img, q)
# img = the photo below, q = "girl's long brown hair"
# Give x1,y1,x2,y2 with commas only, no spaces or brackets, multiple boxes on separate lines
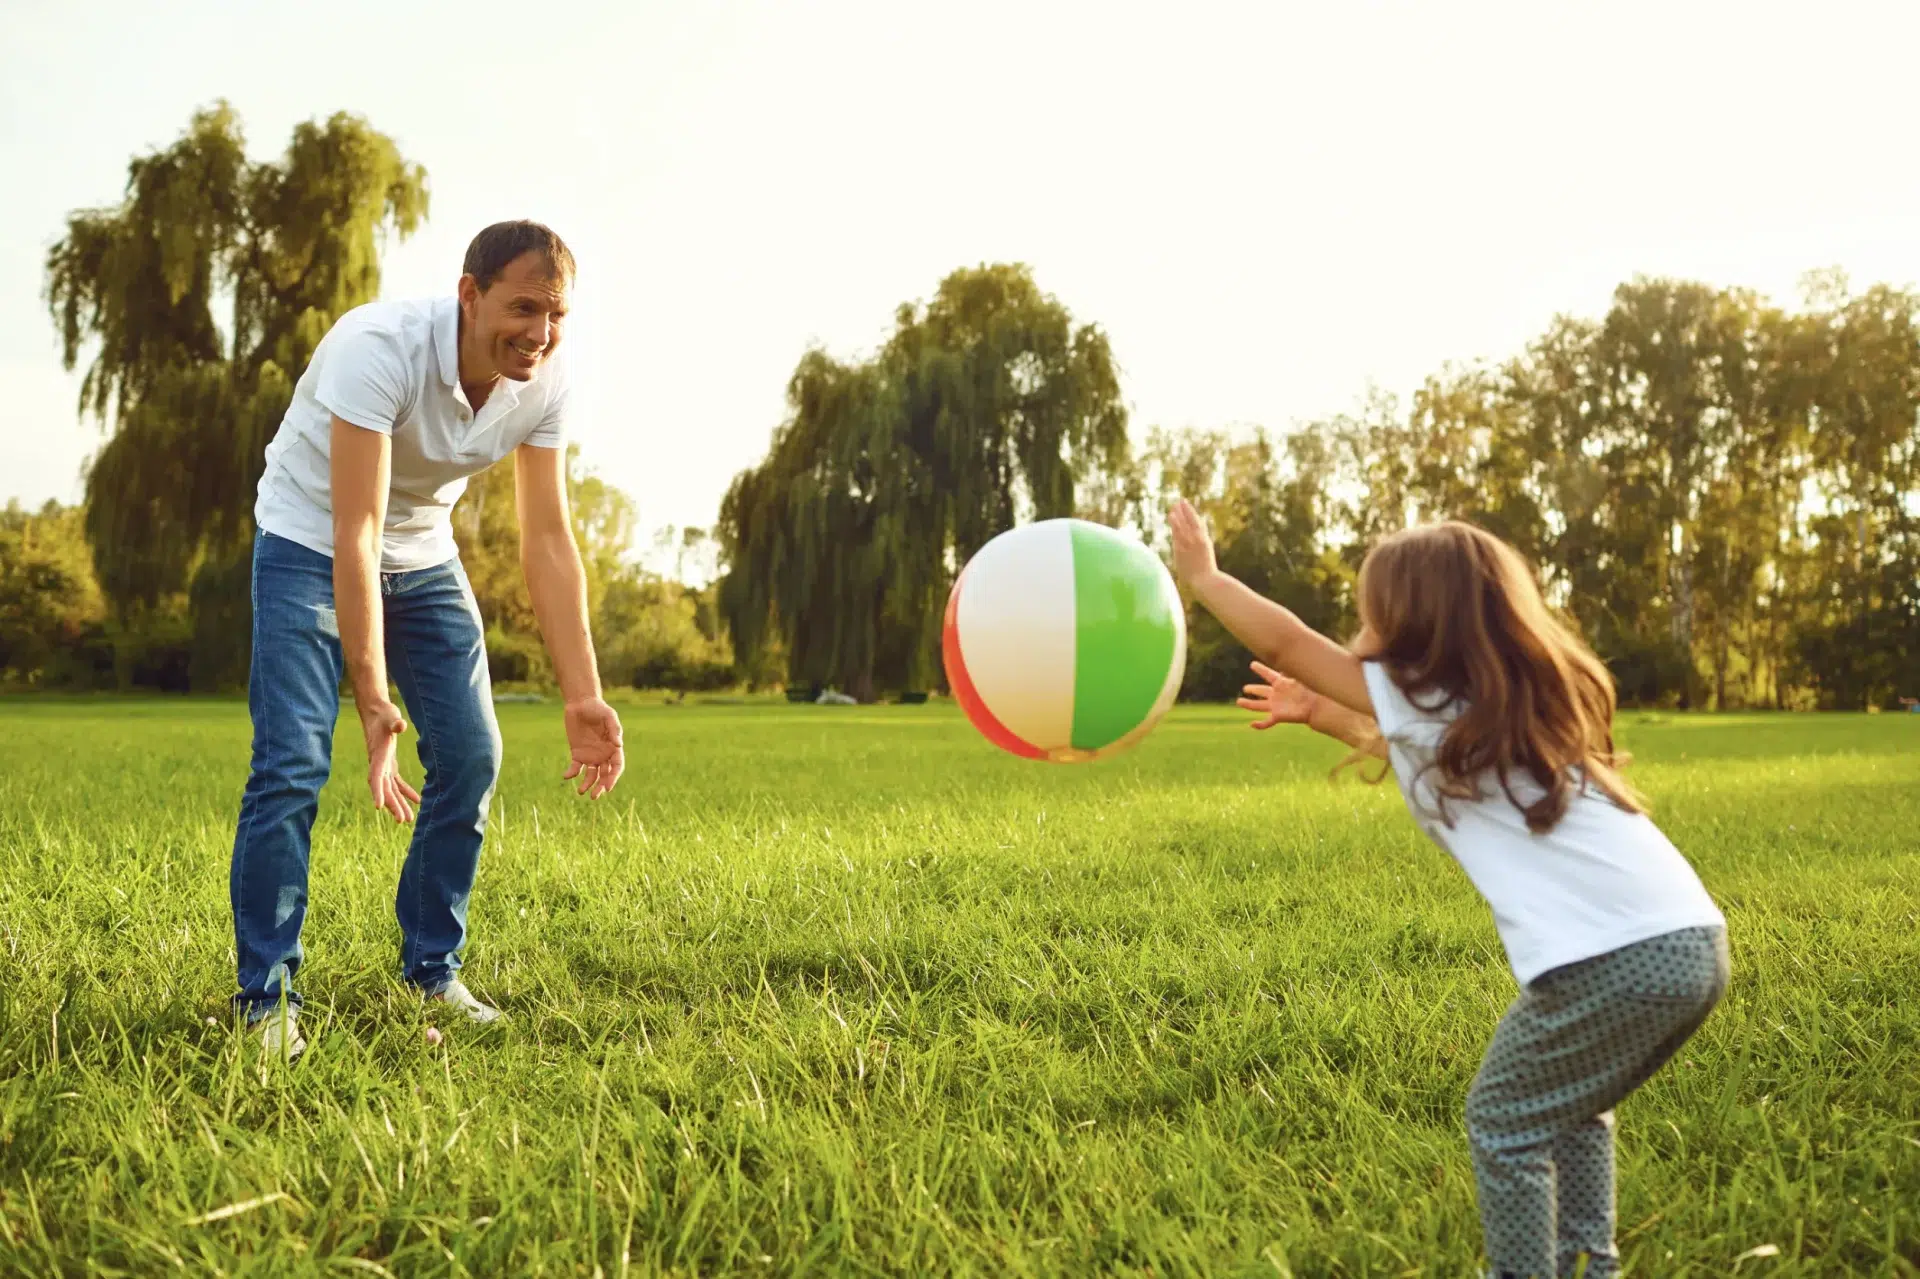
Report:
1349,521,1644,834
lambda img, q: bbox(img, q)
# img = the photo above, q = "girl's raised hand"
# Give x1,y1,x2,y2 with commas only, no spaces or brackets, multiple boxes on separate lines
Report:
1167,500,1218,583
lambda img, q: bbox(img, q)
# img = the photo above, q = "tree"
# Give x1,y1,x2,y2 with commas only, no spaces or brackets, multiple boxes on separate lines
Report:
0,500,108,687
717,264,1131,701
1794,281,1920,708
1139,426,1352,700
452,445,642,686
594,566,735,693
44,101,427,689
1137,273,1916,711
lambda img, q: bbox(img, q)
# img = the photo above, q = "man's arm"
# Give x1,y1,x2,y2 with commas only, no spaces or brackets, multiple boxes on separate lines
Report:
331,416,419,823
514,443,625,798
514,443,600,703
332,417,392,705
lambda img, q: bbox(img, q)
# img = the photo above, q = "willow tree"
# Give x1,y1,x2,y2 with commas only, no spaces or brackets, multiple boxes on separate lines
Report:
45,101,427,688
718,264,1130,701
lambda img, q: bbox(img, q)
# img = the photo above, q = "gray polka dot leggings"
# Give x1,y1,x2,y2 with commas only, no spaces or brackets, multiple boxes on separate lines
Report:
1469,925,1730,1279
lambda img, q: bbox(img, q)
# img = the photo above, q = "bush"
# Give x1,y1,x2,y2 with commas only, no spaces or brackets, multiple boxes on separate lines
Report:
595,573,736,693
486,626,552,686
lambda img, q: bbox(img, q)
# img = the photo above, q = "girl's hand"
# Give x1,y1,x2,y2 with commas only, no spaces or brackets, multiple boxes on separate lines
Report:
1168,499,1218,583
1238,660,1319,730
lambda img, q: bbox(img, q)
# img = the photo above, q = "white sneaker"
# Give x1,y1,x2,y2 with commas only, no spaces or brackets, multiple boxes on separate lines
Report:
253,1010,306,1063
425,980,503,1025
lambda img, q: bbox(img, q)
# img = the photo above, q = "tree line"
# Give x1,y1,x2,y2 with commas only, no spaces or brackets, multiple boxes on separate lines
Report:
719,268,1919,711
8,104,1915,708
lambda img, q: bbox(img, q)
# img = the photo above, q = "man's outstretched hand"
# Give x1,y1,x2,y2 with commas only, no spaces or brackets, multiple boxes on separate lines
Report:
563,697,625,799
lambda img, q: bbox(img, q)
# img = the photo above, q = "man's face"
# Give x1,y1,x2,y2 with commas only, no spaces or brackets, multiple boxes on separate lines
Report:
460,251,570,382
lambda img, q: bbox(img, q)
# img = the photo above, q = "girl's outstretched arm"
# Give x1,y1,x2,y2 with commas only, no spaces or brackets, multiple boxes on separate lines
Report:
1168,500,1373,717
1240,661,1388,759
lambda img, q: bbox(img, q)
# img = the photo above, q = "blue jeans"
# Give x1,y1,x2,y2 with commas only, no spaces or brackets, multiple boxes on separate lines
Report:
230,530,502,1020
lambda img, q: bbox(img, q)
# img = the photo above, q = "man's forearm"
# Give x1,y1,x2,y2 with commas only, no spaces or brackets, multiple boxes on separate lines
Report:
334,530,390,705
522,531,601,703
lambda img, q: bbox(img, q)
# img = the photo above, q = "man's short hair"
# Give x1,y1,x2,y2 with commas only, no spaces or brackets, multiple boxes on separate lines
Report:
463,221,576,292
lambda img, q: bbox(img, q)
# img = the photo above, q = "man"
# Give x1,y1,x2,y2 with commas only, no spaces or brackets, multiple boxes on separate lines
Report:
231,220,625,1060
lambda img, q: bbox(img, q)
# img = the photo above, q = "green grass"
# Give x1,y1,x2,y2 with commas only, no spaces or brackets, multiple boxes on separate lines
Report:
0,698,1915,1276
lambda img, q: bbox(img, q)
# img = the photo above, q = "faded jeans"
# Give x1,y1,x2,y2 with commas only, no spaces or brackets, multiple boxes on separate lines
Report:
229,530,501,1020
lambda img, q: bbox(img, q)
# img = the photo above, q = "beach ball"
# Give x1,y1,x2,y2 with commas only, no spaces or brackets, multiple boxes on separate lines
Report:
942,518,1186,762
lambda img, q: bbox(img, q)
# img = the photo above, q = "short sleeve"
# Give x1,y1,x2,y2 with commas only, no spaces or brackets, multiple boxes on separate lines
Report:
1362,661,1416,737
313,322,412,434
523,368,568,450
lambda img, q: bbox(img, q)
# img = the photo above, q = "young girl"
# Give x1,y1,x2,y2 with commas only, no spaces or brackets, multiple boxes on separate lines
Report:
1167,500,1728,1279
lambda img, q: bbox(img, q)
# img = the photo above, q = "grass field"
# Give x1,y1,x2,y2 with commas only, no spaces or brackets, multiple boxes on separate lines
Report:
0,697,1915,1276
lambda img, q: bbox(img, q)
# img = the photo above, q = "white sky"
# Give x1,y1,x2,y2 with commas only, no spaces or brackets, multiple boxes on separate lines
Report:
6,0,1920,567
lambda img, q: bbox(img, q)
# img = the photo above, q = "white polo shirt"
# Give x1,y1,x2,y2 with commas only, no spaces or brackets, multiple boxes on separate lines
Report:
254,296,568,572
1362,661,1724,987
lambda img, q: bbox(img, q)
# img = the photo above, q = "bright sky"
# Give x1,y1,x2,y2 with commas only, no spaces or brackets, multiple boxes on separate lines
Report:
6,0,1920,566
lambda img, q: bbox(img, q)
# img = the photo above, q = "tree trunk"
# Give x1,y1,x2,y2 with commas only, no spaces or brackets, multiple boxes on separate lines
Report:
1768,600,1785,709
1669,523,1696,709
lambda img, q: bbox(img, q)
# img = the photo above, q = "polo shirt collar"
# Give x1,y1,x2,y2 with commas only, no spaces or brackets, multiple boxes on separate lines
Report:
435,296,460,389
